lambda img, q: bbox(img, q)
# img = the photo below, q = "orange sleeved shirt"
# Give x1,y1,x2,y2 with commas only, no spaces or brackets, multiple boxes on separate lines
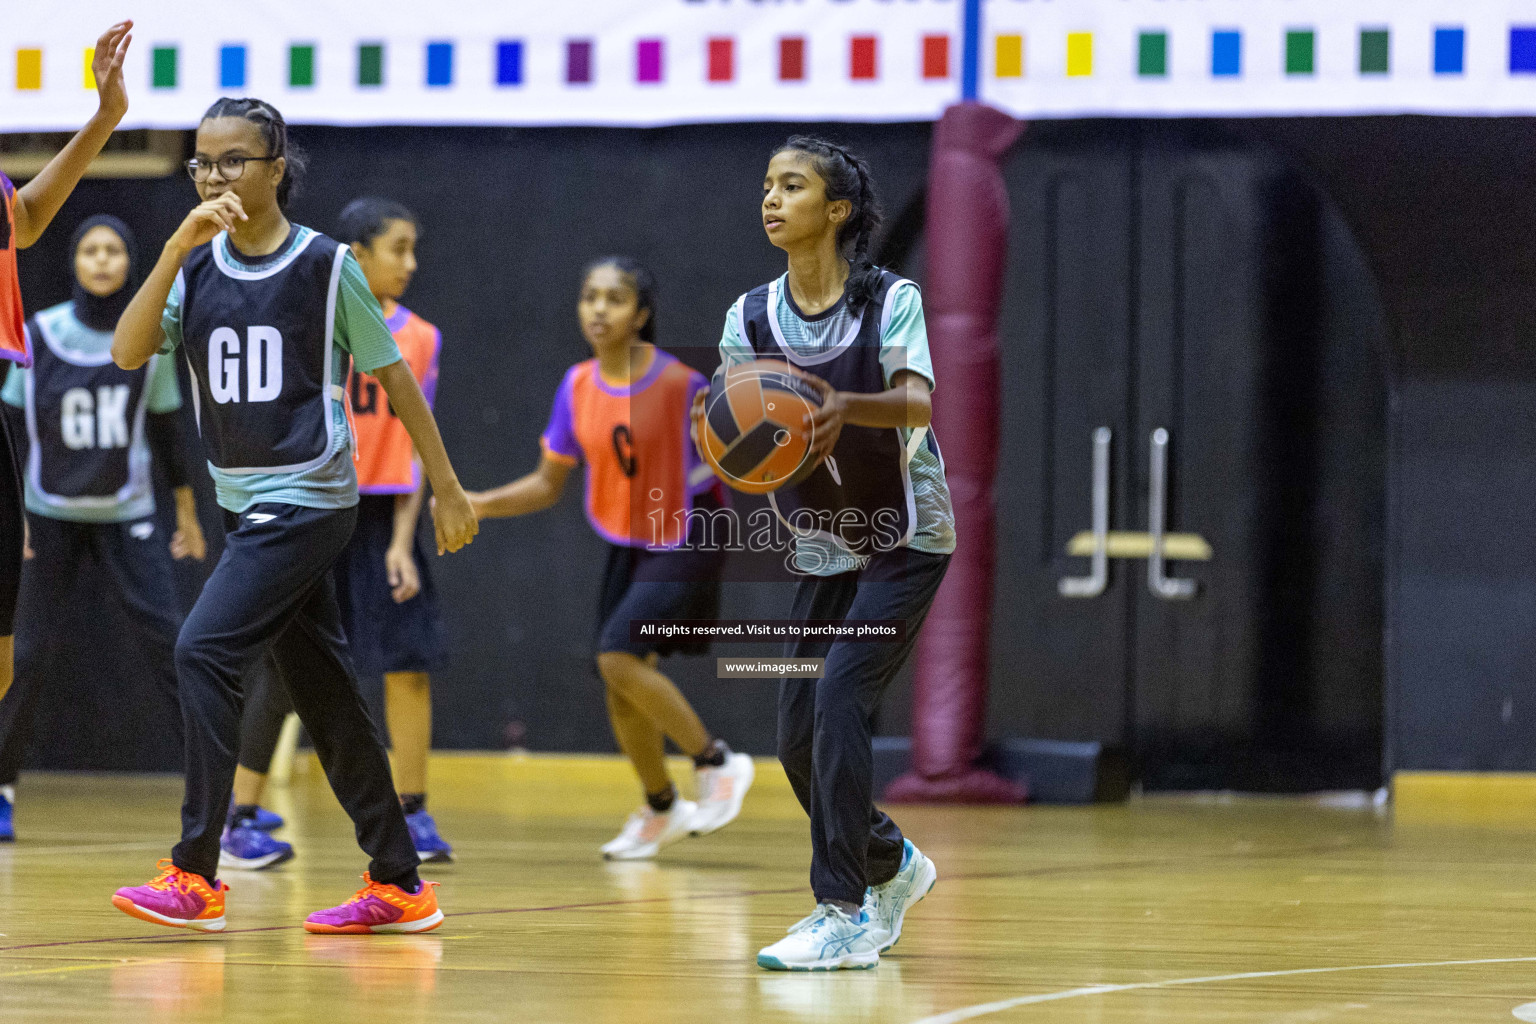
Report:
0,174,28,367
349,304,441,494
540,348,719,548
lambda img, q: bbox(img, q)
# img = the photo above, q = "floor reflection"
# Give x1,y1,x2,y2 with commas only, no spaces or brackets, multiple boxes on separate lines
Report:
109,943,227,1014
301,934,444,993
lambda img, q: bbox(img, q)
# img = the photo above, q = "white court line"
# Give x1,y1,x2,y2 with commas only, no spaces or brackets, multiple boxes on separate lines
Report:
910,955,1536,1024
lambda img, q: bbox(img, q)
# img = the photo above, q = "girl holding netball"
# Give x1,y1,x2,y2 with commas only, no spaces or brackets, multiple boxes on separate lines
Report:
0,214,204,841
0,22,135,807
468,257,754,860
704,137,952,971
109,97,477,933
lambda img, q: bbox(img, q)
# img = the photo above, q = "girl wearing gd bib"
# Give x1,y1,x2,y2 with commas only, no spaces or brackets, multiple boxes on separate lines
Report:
109,98,478,934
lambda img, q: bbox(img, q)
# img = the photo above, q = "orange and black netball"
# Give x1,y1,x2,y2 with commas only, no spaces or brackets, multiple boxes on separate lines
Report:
699,359,823,495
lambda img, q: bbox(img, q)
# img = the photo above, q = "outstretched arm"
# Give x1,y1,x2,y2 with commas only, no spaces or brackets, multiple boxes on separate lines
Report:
467,455,572,520
13,23,132,248
373,359,478,554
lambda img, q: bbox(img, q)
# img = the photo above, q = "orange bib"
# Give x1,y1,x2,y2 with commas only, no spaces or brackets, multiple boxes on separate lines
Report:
350,305,440,494
541,350,710,548
0,175,27,367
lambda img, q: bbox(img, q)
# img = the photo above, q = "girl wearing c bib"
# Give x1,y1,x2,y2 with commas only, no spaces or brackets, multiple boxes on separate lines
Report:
470,258,755,861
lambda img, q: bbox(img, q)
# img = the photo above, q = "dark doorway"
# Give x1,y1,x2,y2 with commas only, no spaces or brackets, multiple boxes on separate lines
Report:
988,120,1387,792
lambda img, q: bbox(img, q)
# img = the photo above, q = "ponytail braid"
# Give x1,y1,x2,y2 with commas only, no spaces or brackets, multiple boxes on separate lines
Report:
775,136,886,312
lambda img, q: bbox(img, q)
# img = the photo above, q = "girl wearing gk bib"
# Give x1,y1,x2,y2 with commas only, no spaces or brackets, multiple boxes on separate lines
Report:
0,216,205,840
108,98,478,934
469,258,754,860
703,138,953,971
0,25,136,839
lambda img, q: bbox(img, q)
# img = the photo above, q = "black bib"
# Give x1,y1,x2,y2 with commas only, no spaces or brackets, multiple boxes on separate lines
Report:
179,230,344,473
737,271,920,555
24,310,151,505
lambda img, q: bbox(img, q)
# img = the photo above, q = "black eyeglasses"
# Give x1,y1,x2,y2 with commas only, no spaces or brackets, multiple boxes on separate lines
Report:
184,155,278,183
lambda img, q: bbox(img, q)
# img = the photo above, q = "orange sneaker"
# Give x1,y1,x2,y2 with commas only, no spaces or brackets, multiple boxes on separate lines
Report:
303,874,442,934
111,859,228,931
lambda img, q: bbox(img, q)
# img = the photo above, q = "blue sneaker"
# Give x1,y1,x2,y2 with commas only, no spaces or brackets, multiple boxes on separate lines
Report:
406,809,453,863
0,788,13,842
219,822,295,870
247,806,284,832
867,839,937,952
228,800,284,832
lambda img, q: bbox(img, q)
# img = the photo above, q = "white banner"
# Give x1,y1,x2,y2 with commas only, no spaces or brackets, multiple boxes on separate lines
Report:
3,0,961,130
9,1,1536,130
981,0,1536,118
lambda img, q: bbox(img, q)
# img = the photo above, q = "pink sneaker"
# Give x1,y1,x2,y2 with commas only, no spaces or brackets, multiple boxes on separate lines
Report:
303,874,442,934
112,859,228,931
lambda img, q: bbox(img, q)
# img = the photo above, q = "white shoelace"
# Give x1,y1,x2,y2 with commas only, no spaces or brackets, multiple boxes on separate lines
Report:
785,902,864,934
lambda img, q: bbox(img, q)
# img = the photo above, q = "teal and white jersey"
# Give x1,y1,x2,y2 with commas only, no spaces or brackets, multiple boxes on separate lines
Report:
159,226,403,513
3,301,181,524
718,273,956,575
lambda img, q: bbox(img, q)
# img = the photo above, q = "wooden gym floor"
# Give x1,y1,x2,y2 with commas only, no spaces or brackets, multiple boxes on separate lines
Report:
1,756,1535,1023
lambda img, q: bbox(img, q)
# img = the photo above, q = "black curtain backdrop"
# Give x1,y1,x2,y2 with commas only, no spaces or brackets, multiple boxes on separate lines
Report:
9,116,1533,781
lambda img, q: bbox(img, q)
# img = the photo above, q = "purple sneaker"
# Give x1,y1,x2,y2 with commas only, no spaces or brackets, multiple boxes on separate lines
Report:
112,860,228,931
220,822,295,870
303,874,442,934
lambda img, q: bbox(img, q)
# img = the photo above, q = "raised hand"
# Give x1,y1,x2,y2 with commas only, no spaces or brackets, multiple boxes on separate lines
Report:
91,21,133,122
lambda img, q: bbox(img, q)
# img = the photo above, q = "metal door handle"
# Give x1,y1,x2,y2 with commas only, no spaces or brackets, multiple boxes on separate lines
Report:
1059,427,1111,598
1148,427,1197,600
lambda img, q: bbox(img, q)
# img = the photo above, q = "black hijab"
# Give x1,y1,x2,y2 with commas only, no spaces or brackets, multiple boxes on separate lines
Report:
69,215,137,331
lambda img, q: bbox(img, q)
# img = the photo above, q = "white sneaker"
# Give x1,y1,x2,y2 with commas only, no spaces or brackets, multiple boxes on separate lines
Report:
867,839,937,952
600,799,699,860
757,902,882,971
691,752,755,836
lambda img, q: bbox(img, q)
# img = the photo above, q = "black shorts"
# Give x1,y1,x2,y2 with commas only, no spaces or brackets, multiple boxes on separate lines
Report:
0,403,24,636
595,541,724,658
333,494,447,675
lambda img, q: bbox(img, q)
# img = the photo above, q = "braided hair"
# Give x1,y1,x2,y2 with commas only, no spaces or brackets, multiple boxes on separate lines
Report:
200,97,308,211
583,256,658,343
773,136,885,312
